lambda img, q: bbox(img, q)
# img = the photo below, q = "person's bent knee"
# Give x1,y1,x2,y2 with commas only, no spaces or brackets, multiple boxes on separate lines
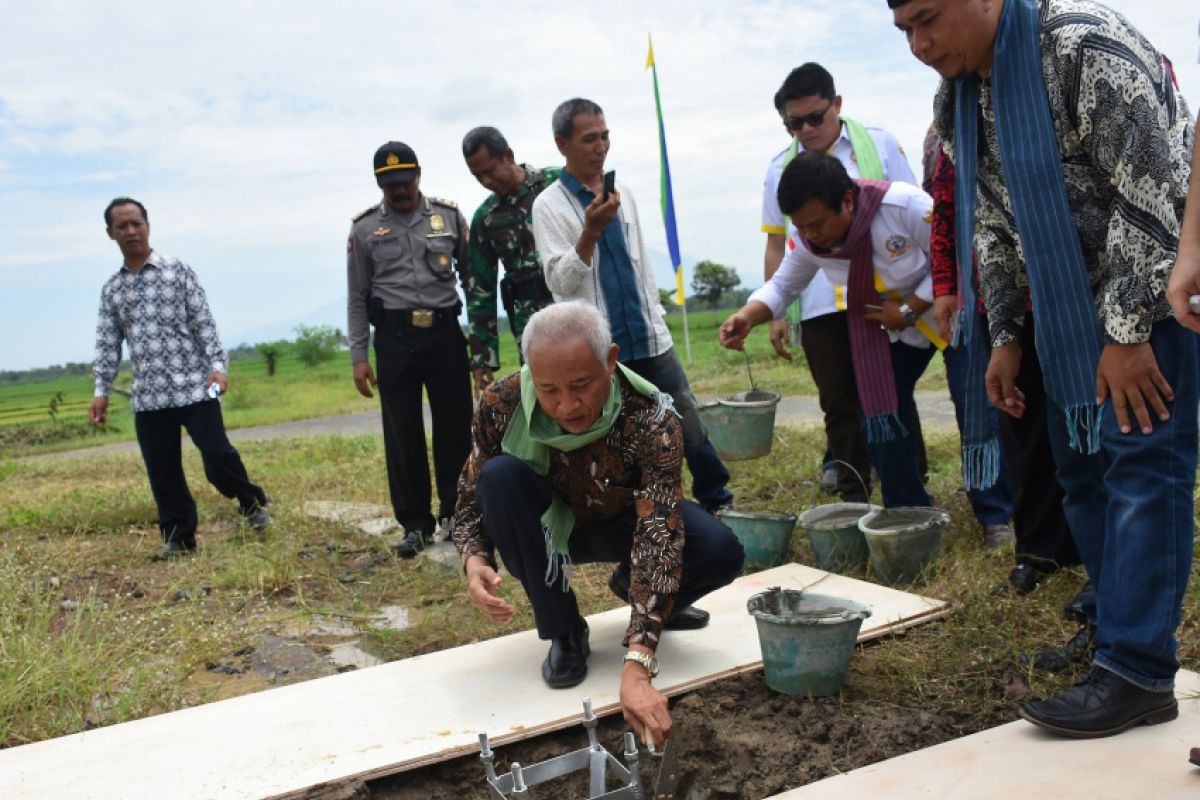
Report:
477,455,539,504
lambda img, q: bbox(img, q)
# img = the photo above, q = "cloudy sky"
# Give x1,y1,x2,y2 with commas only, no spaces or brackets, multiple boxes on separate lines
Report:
2,0,1197,371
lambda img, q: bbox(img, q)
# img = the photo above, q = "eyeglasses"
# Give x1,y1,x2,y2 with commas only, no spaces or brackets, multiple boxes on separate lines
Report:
785,102,834,132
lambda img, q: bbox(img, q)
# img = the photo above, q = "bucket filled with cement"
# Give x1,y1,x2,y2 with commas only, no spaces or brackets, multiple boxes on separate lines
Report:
858,507,950,585
699,390,781,461
798,502,876,572
747,587,872,696
716,509,798,570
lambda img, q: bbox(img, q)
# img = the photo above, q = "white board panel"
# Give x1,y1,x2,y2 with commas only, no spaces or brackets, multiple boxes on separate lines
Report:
0,563,948,800
769,670,1200,800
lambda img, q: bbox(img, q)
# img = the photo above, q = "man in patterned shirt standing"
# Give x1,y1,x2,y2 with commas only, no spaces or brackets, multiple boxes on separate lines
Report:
89,197,270,560
893,0,1196,737
461,126,559,391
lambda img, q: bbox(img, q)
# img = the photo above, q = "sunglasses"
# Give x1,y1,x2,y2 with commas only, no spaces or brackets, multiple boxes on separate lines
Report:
785,102,834,132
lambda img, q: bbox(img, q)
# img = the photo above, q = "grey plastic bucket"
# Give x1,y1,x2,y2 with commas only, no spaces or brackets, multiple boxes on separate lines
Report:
858,507,950,585
699,391,781,461
798,502,877,572
716,509,798,570
746,587,872,696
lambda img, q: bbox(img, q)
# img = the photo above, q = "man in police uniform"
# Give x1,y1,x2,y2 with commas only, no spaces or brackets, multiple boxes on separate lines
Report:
461,126,560,392
347,141,473,557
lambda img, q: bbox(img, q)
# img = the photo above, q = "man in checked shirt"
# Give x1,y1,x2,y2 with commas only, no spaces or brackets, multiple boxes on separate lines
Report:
89,197,270,560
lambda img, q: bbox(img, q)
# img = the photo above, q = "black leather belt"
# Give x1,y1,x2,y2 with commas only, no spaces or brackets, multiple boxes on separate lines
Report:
382,307,457,329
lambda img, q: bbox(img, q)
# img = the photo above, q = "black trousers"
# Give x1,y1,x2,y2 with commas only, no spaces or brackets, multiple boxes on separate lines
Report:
374,317,473,532
993,316,1080,569
134,399,266,545
800,311,927,498
477,455,745,640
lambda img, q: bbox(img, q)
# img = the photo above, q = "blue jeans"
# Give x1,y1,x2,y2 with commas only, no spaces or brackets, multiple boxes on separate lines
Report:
943,343,1015,525
623,349,733,509
1045,320,1197,690
865,341,935,508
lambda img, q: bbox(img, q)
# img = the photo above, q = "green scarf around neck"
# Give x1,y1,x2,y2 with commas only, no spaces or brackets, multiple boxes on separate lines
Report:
500,362,665,589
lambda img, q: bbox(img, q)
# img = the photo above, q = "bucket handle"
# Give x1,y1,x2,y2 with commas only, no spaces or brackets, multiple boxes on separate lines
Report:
822,458,870,501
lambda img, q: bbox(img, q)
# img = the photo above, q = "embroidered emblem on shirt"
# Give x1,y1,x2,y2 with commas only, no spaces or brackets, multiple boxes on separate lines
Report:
924,210,934,224
885,235,912,259
373,227,390,236
430,214,445,232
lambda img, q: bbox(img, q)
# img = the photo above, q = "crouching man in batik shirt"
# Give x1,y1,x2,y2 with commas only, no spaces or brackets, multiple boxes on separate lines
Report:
450,301,743,748
90,197,270,561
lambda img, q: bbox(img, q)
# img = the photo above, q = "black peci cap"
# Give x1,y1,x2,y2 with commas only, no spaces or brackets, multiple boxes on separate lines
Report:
373,141,419,186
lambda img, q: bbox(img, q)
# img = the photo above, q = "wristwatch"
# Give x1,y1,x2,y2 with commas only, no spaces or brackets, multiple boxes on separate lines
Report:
623,650,659,678
898,301,920,327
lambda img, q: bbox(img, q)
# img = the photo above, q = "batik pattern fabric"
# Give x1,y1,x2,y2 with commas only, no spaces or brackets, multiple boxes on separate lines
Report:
452,371,685,651
93,252,227,413
933,0,1194,347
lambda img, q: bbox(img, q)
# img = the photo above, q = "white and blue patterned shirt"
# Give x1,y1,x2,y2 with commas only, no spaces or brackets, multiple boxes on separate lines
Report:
92,251,227,413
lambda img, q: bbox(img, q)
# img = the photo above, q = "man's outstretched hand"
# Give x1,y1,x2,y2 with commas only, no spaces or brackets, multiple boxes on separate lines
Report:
465,555,516,623
620,655,671,749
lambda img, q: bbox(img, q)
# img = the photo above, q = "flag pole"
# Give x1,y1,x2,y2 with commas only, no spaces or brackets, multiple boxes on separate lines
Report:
646,34,692,364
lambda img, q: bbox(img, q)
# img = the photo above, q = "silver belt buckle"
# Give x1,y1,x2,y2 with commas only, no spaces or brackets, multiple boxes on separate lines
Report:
411,309,435,328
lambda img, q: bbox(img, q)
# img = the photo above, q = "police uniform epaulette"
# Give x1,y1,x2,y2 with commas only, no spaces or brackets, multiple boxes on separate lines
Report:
351,204,379,223
428,196,458,210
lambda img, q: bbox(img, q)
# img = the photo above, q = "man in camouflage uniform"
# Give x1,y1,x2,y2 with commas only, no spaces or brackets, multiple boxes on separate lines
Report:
461,126,560,391
347,141,473,557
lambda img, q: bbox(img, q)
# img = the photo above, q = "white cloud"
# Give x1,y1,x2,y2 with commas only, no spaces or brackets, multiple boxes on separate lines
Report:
0,0,1196,370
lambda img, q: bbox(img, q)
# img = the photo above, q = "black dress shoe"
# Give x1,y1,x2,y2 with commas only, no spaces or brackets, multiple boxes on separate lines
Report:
154,539,196,561
1008,563,1043,596
542,620,590,688
1064,581,1096,625
1189,746,1200,767
1021,624,1095,673
1020,666,1178,738
608,565,710,630
392,528,430,559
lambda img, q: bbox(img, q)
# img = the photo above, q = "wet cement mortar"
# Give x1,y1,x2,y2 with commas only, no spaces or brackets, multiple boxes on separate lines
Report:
366,665,1013,800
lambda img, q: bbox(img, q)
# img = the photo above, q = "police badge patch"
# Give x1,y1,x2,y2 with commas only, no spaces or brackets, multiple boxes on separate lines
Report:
430,214,445,232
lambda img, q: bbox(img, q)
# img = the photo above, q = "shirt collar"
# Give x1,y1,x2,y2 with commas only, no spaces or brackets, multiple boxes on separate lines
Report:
121,249,159,274
558,169,593,202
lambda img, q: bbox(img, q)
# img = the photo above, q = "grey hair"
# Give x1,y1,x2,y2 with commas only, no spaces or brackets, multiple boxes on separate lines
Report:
462,126,508,159
551,98,604,138
521,301,612,365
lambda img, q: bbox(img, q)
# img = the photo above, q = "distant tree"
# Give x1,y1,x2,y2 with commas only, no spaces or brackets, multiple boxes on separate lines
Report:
658,288,676,312
291,325,342,367
690,260,741,310
255,340,288,376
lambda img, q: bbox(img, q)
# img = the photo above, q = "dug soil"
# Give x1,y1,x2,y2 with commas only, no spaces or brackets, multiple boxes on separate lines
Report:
366,657,1020,800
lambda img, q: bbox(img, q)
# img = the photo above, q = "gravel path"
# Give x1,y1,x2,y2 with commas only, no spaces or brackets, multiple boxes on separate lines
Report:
27,391,959,462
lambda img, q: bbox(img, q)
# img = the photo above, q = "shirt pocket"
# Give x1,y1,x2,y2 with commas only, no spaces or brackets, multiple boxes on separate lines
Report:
424,236,457,277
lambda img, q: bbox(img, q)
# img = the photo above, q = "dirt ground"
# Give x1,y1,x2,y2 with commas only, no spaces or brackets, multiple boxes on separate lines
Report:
364,657,1017,800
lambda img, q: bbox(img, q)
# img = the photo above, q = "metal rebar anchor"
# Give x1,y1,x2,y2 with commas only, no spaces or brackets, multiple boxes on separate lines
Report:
479,697,646,799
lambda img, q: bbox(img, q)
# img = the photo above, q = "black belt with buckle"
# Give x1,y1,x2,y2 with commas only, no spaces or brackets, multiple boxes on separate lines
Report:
382,306,456,329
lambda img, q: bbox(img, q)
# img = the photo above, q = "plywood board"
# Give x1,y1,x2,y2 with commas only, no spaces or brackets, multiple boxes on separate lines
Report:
769,669,1200,800
0,563,948,800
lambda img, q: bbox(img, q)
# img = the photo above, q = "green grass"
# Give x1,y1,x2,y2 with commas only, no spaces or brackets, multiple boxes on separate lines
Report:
1,427,1195,748
0,313,947,460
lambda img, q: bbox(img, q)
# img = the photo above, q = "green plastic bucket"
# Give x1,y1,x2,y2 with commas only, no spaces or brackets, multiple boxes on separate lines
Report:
798,502,876,572
746,587,872,696
858,507,950,585
699,391,781,461
716,509,798,570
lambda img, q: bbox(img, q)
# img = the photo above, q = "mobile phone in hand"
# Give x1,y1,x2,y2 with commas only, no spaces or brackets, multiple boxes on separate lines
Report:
603,170,616,201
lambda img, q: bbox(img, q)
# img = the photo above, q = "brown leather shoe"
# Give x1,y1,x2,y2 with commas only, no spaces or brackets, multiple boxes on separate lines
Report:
1190,747,1200,767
